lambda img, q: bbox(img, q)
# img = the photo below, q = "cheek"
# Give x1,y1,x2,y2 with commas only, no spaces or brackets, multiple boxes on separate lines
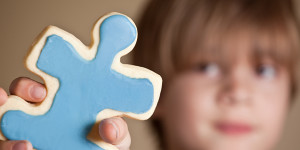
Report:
252,77,290,148
163,73,218,147
174,85,214,129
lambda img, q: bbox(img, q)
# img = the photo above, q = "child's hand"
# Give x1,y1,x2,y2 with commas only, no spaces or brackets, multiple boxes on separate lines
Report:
0,77,131,150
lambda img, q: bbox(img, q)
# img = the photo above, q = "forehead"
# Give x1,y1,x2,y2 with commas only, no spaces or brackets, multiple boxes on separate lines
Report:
188,21,295,67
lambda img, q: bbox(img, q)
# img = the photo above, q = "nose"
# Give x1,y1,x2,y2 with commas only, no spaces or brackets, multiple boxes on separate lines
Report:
218,66,252,106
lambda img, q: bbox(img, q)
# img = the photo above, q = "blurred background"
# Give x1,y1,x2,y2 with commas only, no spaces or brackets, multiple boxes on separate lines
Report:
0,0,300,149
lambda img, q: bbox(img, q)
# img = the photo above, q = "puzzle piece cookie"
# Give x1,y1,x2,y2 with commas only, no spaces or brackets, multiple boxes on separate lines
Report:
0,12,162,150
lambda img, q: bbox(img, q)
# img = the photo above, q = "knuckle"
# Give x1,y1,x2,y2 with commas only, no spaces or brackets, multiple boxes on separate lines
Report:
9,77,28,94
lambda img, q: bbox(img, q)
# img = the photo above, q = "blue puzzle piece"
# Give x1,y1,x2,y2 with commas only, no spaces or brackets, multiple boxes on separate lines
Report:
1,15,154,150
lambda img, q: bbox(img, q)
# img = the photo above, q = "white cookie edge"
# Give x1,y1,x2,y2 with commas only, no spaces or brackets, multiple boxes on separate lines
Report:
0,12,162,150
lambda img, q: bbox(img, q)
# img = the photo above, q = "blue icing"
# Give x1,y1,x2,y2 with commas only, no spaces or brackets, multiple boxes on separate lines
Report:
1,15,154,150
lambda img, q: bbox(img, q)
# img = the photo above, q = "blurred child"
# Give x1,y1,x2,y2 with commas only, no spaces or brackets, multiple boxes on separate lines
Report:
133,0,300,149
0,0,299,150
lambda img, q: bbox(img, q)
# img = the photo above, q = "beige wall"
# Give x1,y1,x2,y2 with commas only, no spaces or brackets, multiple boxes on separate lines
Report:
0,1,157,150
0,0,300,150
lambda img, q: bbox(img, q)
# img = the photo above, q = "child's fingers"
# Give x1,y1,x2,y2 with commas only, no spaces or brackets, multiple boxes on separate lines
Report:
1,84,35,150
115,128,131,150
9,77,46,103
99,117,131,150
5,78,132,149
0,88,8,106
0,140,33,150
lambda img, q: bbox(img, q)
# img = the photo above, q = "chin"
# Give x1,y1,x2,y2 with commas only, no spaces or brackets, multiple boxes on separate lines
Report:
205,136,275,150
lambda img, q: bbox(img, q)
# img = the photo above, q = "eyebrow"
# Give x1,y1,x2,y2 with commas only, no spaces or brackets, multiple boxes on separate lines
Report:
250,42,293,70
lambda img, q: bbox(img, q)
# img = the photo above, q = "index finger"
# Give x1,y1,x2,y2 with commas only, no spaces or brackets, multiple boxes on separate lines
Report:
9,77,46,103
0,88,8,106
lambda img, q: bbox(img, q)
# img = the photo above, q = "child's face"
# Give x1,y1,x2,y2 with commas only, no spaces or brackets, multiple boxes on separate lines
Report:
159,36,291,150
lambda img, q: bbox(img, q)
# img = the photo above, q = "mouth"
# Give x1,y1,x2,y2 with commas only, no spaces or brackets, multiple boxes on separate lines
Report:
215,121,253,136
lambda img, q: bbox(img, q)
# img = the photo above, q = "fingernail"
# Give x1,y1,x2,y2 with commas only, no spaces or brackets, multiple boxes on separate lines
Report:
30,85,46,100
13,142,27,150
110,121,119,140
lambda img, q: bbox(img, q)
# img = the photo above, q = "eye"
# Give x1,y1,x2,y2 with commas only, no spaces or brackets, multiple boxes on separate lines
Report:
194,62,221,77
255,64,277,79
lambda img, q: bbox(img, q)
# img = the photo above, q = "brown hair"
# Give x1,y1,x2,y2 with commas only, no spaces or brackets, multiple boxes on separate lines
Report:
133,0,300,148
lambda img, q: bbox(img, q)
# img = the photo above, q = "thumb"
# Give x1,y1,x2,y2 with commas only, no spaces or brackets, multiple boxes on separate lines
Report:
0,140,33,150
99,117,131,150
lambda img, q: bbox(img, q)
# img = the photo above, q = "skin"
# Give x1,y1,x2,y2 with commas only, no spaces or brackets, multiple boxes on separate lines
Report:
158,41,291,150
0,30,292,150
0,49,291,150
0,77,131,150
